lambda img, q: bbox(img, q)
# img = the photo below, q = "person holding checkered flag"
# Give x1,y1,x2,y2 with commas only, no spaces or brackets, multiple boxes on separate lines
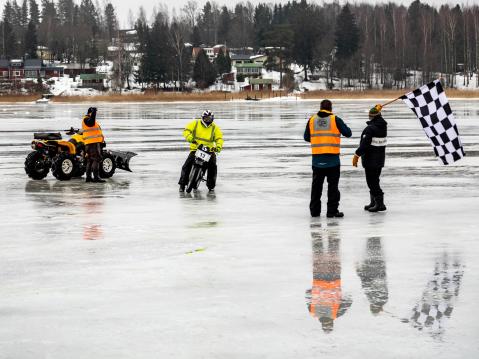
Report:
352,104,388,212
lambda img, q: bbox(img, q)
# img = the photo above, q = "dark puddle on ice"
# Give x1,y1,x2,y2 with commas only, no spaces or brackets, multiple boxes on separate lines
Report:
189,221,219,228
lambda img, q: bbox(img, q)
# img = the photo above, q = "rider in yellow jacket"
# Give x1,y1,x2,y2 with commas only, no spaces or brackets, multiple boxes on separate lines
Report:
179,110,224,192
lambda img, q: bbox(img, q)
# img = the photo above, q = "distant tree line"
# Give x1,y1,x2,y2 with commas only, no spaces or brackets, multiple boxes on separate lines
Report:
2,0,479,89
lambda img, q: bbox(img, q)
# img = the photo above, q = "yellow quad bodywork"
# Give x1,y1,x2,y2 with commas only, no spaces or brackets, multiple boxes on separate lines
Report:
70,133,85,144
57,140,77,155
58,133,85,155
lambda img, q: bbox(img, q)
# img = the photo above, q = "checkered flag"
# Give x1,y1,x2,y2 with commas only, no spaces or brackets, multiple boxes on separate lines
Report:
400,80,465,165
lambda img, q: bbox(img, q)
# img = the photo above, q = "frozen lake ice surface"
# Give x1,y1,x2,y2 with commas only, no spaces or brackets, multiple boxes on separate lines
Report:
0,99,478,359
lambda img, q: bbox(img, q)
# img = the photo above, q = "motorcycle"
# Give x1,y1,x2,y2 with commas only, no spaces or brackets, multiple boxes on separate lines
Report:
186,144,216,193
25,127,137,181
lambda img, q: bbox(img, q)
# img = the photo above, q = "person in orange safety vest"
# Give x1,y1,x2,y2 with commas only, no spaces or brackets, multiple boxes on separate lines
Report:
304,100,352,218
81,107,105,183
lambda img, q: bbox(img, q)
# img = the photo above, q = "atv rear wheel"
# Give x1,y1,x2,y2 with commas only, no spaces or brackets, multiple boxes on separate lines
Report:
52,152,76,181
186,165,202,193
24,151,50,180
100,152,116,178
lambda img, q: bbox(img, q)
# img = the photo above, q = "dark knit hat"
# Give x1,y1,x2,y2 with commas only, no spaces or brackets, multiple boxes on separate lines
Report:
369,104,383,118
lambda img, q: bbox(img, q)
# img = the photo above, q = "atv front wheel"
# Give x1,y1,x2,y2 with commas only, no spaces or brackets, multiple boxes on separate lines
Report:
186,166,202,193
52,153,76,181
100,152,116,178
24,151,50,180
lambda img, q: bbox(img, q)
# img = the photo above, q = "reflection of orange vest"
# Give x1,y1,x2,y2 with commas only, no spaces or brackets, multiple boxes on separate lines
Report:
309,279,341,320
82,118,104,145
309,111,341,155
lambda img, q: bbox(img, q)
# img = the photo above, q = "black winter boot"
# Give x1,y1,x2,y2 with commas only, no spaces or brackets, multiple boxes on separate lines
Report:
368,195,386,212
327,211,344,218
364,194,375,211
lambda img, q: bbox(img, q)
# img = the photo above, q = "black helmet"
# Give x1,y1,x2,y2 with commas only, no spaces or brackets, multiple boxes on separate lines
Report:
201,110,214,126
87,107,97,121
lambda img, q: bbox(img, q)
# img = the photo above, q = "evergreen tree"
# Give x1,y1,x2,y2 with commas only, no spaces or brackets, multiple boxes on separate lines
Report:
2,2,18,58
264,24,294,88
191,26,201,47
29,0,39,26
335,4,359,61
214,48,231,74
291,0,321,80
193,49,216,89
21,0,29,29
253,3,272,47
1,20,16,58
25,20,38,58
217,6,230,44
334,4,359,83
104,3,117,41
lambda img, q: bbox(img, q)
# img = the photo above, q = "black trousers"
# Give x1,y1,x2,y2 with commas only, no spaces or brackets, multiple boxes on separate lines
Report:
179,151,217,189
310,165,341,216
365,167,383,197
86,143,102,179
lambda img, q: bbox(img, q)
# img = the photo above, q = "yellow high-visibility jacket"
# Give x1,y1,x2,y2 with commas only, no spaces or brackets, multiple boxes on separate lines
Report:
183,119,224,151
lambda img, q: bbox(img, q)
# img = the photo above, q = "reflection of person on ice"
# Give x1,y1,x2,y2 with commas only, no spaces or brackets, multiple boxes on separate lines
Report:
304,100,352,218
306,225,352,333
178,110,224,193
352,105,387,212
81,107,105,183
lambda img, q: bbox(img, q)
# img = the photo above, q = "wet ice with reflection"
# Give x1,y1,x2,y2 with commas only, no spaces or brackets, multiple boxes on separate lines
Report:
0,100,478,358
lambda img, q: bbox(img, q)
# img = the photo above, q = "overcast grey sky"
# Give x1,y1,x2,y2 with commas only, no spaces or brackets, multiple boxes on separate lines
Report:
111,0,474,27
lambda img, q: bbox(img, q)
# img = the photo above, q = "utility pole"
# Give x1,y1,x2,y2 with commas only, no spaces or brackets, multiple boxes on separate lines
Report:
117,29,122,94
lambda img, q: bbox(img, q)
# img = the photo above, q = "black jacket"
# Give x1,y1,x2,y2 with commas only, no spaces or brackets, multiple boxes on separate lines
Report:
355,115,387,168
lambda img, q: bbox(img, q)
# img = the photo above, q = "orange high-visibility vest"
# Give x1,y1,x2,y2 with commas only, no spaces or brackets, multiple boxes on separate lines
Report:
82,117,104,145
309,279,341,320
309,111,341,155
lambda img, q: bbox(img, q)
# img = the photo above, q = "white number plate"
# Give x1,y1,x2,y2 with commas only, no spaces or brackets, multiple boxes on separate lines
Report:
195,149,211,162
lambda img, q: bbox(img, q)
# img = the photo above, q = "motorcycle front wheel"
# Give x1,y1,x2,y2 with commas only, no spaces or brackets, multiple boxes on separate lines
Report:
186,165,203,193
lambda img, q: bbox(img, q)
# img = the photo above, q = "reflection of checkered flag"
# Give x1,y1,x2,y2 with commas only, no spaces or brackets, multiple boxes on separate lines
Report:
408,256,464,337
401,80,465,165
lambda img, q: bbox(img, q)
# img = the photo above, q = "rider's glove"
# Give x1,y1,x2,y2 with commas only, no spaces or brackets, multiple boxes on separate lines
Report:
186,134,194,143
215,146,222,153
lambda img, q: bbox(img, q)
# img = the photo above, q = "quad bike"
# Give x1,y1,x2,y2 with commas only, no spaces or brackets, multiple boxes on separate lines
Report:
186,144,216,193
25,128,137,181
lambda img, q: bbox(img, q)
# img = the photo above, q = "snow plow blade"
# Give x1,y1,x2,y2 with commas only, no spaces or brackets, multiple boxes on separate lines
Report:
109,150,137,172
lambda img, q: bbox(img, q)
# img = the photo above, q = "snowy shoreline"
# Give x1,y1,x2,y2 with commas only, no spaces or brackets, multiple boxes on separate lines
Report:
1,96,478,105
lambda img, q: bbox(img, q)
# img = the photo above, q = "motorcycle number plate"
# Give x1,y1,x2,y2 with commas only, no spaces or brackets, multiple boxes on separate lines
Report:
195,150,211,162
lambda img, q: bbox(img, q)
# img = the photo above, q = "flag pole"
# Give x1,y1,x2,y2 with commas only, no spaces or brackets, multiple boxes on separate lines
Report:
381,96,402,108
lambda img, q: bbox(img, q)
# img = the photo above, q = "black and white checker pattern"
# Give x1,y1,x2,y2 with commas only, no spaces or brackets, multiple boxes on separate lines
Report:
401,80,465,165
408,256,464,336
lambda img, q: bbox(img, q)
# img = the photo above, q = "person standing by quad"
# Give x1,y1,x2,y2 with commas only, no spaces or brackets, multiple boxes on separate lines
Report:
81,107,105,183
179,110,223,193
304,100,352,218
352,105,387,212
